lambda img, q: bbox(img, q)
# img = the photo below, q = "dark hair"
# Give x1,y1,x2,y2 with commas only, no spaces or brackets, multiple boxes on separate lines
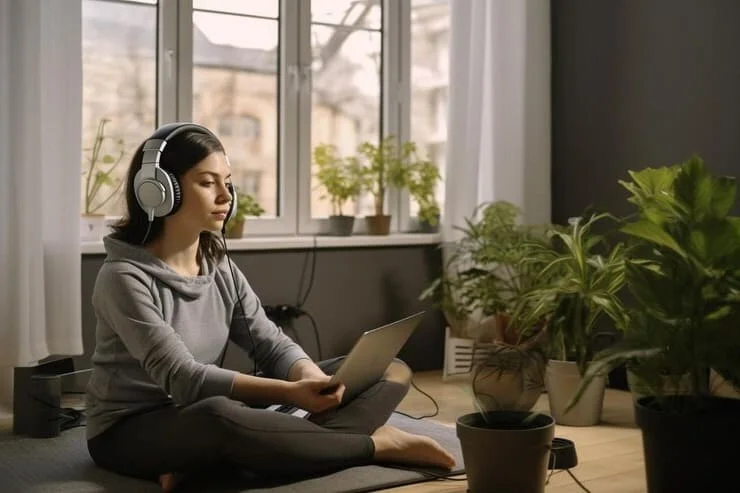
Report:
111,129,227,263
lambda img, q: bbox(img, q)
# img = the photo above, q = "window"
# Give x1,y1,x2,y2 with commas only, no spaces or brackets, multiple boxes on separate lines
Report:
80,0,448,237
192,1,280,218
81,0,158,217
409,0,449,223
309,0,383,219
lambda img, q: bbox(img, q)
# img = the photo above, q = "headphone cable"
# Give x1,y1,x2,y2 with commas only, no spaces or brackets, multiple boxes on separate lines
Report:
220,231,258,376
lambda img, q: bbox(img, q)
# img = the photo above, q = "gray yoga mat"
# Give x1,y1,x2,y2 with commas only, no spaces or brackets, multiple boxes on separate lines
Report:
0,413,465,493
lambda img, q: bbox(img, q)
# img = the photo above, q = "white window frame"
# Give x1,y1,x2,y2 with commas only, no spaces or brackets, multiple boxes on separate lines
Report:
92,0,424,239
297,0,411,236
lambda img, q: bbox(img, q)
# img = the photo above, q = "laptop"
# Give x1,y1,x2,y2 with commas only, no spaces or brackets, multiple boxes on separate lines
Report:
268,311,425,417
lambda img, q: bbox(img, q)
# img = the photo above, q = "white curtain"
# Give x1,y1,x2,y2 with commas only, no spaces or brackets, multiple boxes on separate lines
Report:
443,0,551,240
0,0,84,407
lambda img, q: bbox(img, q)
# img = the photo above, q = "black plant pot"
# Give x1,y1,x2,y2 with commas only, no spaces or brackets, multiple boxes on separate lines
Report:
635,395,740,493
457,411,554,493
327,215,355,236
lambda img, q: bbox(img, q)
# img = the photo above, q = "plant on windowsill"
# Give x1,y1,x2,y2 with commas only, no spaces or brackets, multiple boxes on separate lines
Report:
407,155,442,233
356,136,414,235
510,211,629,426
313,143,365,236
81,117,125,241
570,156,740,492
421,201,552,412
224,190,265,239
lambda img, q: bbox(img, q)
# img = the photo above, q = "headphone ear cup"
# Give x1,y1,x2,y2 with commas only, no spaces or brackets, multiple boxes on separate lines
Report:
166,171,182,215
226,183,237,223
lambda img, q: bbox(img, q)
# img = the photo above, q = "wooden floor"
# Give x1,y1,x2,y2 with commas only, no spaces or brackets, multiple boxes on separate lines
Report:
0,371,647,492
389,371,646,493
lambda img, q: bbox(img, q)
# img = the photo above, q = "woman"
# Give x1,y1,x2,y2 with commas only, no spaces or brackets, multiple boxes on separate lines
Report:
85,124,455,492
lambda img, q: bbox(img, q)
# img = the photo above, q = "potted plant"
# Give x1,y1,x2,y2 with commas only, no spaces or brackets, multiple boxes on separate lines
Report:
407,155,442,233
572,156,740,492
313,143,364,236
511,211,629,426
457,409,555,493
224,190,265,238
81,118,125,240
422,201,552,411
356,136,414,235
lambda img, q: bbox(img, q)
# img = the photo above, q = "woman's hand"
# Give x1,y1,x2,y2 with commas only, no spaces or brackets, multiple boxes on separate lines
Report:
287,378,345,413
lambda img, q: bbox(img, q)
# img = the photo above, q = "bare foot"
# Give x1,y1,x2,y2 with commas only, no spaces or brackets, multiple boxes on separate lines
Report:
371,425,456,470
158,472,184,492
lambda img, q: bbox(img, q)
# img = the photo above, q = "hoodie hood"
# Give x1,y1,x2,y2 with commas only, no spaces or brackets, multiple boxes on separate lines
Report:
102,235,215,299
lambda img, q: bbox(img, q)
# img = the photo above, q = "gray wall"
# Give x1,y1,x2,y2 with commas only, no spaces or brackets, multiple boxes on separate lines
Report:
552,0,740,223
80,245,446,373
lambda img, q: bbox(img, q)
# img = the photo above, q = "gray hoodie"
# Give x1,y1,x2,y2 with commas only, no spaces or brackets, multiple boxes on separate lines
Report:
85,235,309,440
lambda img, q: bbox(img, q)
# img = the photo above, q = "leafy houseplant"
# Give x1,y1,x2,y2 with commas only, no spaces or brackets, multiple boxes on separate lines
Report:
422,201,552,412
573,156,740,492
313,143,365,236
224,190,265,239
407,156,442,233
356,136,414,235
511,212,628,425
80,118,126,241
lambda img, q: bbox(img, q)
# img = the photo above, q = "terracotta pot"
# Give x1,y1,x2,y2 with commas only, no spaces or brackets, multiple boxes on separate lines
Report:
365,215,391,235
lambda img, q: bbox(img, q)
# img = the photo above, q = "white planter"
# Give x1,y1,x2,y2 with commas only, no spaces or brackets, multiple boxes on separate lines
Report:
545,359,606,426
80,215,107,241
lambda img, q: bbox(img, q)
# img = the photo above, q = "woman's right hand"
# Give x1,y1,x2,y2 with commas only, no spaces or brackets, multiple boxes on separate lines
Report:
287,378,345,413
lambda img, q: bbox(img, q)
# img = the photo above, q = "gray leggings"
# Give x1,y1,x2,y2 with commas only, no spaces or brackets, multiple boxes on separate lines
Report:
87,357,410,480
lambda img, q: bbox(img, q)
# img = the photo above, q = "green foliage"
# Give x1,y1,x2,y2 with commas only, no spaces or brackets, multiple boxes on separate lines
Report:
232,190,265,221
510,212,628,376
82,118,125,215
407,156,442,225
421,201,551,343
356,136,415,216
313,143,365,216
574,156,740,410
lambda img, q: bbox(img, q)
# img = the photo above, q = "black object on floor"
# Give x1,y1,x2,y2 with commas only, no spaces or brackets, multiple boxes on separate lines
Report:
549,437,578,470
0,413,464,493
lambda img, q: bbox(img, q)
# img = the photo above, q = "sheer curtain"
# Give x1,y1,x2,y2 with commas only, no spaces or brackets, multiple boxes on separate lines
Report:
0,0,84,410
443,0,551,240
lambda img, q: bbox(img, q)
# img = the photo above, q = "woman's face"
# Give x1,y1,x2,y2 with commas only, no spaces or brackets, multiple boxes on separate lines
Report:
170,151,233,235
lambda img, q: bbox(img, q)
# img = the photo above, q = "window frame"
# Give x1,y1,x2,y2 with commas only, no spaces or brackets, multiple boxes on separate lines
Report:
87,0,429,239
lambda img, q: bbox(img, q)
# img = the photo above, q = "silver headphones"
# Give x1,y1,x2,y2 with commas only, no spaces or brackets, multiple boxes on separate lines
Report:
133,122,237,224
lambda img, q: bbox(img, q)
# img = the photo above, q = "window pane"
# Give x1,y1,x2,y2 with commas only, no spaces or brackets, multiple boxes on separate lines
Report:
193,0,278,18
409,0,449,222
81,0,158,217
311,0,381,29
310,4,382,218
192,8,280,217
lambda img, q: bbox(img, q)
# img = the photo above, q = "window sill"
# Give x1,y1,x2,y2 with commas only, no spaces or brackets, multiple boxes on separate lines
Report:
80,233,442,255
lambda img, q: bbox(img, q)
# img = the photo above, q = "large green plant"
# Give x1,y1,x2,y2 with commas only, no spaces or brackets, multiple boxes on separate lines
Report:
313,144,365,216
573,156,740,409
421,201,550,341
511,212,629,375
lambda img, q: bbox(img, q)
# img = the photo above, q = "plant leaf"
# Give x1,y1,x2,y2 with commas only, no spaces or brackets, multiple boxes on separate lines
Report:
621,220,685,257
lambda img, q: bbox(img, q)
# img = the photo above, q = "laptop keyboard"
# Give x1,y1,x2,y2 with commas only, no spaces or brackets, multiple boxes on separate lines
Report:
267,404,309,418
